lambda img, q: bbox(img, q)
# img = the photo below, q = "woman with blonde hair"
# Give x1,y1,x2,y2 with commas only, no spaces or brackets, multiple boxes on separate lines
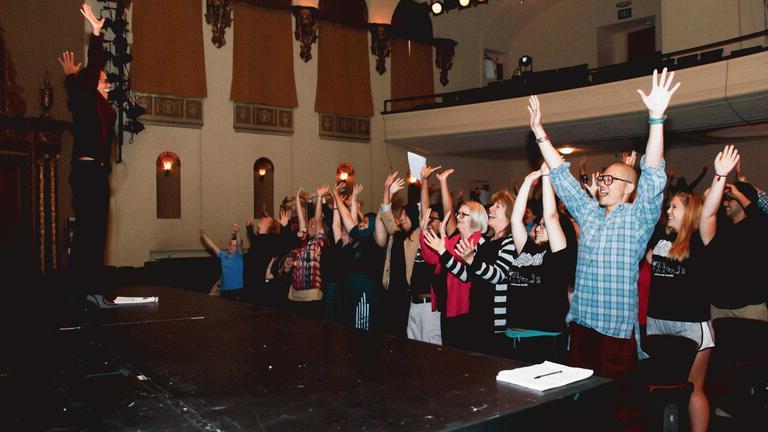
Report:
422,197,487,350
645,145,740,432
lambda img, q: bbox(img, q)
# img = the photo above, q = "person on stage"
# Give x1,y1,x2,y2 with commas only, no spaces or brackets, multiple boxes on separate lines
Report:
58,3,117,309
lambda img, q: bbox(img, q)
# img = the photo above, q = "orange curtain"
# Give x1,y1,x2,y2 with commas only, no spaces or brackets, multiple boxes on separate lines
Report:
231,3,297,107
391,38,434,111
314,21,374,117
131,0,207,97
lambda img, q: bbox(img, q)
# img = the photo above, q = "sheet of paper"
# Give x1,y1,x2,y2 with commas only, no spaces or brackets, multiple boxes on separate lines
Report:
496,361,593,392
113,296,159,305
407,152,426,180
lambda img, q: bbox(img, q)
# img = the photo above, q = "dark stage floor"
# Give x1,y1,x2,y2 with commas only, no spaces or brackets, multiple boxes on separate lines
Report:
2,285,615,431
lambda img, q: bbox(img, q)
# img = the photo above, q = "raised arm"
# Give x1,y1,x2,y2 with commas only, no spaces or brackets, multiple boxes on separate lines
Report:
79,3,107,87
232,223,243,254
700,145,739,245
330,187,345,245
435,169,457,235
636,68,681,167
420,165,441,219
314,184,329,233
350,184,363,226
380,172,405,235
333,183,357,233
528,95,564,170
541,163,567,253
295,187,306,235
511,170,541,253
199,227,221,256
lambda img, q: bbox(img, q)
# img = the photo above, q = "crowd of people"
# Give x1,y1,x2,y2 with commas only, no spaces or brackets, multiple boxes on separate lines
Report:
198,70,766,431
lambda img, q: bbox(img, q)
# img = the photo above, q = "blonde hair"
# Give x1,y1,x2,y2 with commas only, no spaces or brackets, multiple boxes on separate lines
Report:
666,192,702,261
461,201,488,234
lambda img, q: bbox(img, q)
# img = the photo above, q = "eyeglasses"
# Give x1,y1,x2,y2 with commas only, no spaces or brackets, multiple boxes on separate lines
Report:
428,216,441,222
595,174,631,186
455,211,470,220
535,222,546,229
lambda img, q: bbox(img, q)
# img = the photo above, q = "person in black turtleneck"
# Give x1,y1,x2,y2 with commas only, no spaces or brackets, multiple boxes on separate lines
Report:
58,3,117,309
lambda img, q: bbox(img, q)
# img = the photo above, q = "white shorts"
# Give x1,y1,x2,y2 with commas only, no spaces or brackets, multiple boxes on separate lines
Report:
646,317,715,351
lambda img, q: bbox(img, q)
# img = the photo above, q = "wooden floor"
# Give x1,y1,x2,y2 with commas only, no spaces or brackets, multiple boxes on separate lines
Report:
1,285,616,431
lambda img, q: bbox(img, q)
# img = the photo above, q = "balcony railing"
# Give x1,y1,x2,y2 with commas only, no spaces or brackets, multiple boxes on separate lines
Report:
383,30,768,114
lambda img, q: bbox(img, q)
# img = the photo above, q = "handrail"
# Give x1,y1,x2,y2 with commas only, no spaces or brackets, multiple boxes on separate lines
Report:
384,30,768,114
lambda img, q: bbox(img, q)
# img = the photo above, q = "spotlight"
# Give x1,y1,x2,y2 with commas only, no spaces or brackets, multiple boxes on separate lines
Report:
459,0,470,6
558,146,575,155
431,1,443,15
519,55,532,67
124,120,145,135
125,102,146,120
339,172,349,182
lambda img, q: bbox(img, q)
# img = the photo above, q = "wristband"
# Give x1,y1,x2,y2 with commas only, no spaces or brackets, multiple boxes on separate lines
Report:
648,115,667,125
715,172,727,181
535,135,550,144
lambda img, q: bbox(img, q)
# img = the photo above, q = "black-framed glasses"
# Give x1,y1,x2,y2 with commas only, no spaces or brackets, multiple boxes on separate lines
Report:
596,174,631,186
455,211,470,220
535,222,546,229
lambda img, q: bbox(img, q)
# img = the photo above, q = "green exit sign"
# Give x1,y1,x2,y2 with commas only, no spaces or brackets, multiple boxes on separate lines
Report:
618,8,632,20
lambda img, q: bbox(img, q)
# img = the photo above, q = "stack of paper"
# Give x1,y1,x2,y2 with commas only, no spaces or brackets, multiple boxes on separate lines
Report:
113,296,159,305
496,361,593,392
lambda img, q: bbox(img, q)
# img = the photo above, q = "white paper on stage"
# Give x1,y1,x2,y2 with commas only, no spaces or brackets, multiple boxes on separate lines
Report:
407,152,426,180
496,361,593,392
113,296,159,305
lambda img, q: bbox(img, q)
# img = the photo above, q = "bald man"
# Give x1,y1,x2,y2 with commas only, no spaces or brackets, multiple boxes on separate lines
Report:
525,68,680,382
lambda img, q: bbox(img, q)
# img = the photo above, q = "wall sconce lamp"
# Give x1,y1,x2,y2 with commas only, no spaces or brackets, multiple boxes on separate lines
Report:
291,5,319,63
408,174,418,184
433,38,458,87
336,162,355,185
368,23,391,75
258,167,268,182
519,55,533,72
205,0,233,48
162,159,174,176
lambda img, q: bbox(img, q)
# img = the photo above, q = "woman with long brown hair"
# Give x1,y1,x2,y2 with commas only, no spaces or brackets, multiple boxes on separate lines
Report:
645,145,740,432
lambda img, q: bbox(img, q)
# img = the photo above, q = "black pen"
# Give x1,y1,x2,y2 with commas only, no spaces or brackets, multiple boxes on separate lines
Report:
534,370,562,379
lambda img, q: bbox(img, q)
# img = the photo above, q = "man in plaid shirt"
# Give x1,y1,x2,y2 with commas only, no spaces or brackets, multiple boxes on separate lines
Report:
526,69,680,379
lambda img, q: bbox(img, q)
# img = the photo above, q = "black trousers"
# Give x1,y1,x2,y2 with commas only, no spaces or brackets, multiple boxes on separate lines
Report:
68,160,110,297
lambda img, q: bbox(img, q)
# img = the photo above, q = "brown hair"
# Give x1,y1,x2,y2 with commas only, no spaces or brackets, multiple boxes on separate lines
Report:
666,192,702,261
490,190,515,237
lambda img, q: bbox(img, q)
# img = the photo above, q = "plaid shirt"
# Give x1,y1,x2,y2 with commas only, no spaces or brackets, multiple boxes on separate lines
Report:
758,190,768,214
289,232,326,301
550,156,666,339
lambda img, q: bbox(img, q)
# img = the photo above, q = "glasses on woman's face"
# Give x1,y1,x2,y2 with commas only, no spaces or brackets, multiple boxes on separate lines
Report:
535,222,546,229
455,211,470,220
595,174,631,186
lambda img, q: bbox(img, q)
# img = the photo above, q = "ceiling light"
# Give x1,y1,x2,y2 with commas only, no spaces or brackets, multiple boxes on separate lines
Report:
459,0,470,6
519,55,532,67
431,1,443,15
558,146,575,155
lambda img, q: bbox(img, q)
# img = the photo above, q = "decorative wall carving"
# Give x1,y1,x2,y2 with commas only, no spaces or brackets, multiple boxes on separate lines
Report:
368,23,391,75
134,93,204,127
0,27,26,116
234,103,293,134
319,113,370,142
433,38,457,87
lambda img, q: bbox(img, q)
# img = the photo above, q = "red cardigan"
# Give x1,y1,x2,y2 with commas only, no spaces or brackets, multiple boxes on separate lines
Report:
420,231,483,318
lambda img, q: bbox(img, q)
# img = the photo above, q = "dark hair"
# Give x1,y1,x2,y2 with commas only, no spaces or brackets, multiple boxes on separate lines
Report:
429,203,444,220
401,204,420,236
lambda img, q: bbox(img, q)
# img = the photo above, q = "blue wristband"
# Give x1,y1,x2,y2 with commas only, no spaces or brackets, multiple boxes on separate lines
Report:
648,115,667,125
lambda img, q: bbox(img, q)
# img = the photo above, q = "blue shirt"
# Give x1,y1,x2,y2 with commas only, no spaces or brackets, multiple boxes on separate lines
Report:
550,156,666,339
218,250,244,290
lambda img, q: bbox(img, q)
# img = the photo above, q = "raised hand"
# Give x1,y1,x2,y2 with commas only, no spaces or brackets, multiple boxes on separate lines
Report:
296,187,304,199
278,208,290,226
714,145,740,177
637,68,681,118
420,211,432,231
527,95,544,135
423,213,450,255
435,168,454,182
80,2,105,36
621,150,637,167
231,223,240,232
246,217,254,227
57,51,82,76
421,165,442,179
384,171,398,189
199,227,206,235
389,177,405,197
316,184,330,197
352,184,364,197
332,183,345,200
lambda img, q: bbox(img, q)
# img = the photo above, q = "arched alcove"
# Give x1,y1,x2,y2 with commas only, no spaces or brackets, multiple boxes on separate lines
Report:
254,158,275,217
156,152,181,219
